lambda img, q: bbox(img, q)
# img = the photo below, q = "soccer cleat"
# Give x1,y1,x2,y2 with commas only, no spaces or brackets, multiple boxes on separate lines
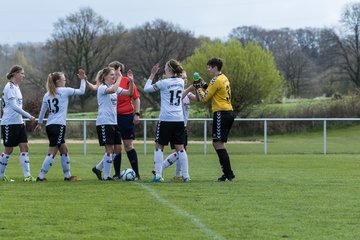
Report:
102,176,113,181
173,176,183,182
23,176,37,182
36,177,47,182
151,171,164,181
150,177,163,182
217,174,235,182
1,175,15,182
183,177,191,183
64,176,81,181
112,174,121,180
92,167,102,180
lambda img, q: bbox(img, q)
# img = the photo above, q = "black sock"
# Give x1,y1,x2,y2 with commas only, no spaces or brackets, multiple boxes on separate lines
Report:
216,149,234,178
127,149,139,177
113,153,122,176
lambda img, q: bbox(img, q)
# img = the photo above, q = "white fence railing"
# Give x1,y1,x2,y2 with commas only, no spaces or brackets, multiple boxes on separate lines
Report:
2,118,359,156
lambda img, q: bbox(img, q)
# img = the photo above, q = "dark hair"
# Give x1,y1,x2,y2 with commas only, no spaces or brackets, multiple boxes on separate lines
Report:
108,61,125,74
166,59,183,76
6,65,23,80
207,58,223,71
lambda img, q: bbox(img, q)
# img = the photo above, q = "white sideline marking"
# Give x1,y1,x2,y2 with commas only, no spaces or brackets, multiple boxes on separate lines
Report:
137,183,225,240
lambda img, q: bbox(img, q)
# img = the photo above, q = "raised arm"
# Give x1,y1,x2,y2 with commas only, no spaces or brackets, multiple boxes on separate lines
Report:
144,64,160,93
86,80,99,91
105,68,122,94
119,69,134,96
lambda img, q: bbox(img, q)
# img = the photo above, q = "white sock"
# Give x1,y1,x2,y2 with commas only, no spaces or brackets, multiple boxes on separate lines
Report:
0,153,10,178
162,152,178,170
175,156,182,177
154,148,163,178
96,156,104,170
20,152,31,177
178,150,189,179
102,153,112,179
39,154,54,179
61,153,71,178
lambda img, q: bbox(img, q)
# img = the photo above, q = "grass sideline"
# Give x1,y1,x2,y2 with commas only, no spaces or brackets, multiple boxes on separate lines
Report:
1,142,360,239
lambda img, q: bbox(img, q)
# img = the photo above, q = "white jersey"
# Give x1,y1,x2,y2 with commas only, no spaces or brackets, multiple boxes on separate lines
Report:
37,80,86,126
1,81,32,125
144,77,184,122
182,92,194,126
96,83,124,126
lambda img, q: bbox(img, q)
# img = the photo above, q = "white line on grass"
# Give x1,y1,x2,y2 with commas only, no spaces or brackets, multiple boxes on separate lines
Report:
69,160,225,239
137,183,225,240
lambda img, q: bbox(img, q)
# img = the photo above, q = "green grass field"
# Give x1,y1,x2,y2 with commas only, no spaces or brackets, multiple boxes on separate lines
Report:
1,139,360,239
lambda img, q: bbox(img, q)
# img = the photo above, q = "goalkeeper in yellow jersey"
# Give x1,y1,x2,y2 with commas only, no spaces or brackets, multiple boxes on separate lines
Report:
193,58,235,181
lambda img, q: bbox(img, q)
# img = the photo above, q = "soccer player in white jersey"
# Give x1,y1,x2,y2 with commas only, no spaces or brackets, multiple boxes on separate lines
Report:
0,65,36,182
91,67,134,181
154,71,197,181
34,69,87,182
144,59,190,182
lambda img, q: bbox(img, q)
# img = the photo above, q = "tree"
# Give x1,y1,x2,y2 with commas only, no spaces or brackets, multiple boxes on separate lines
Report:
184,40,284,116
120,19,200,109
45,7,126,110
332,2,360,89
229,26,319,97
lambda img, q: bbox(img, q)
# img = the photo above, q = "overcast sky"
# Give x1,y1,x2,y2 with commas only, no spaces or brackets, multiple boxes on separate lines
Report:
0,0,355,45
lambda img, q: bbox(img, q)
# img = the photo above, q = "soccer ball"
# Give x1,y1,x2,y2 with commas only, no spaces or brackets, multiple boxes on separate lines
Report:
120,168,137,181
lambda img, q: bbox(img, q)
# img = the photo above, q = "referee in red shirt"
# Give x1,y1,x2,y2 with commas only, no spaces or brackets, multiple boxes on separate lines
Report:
109,61,141,180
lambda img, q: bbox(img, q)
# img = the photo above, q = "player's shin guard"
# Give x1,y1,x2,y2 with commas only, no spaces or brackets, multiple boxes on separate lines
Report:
127,149,139,177
178,149,189,179
0,153,10,178
20,152,31,177
39,154,54,179
154,148,163,179
103,153,112,179
113,152,122,176
61,153,71,178
216,149,234,178
162,152,178,170
175,156,181,177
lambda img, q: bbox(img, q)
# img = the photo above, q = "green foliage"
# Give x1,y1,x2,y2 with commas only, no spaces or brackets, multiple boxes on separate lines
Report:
250,96,360,118
183,40,284,116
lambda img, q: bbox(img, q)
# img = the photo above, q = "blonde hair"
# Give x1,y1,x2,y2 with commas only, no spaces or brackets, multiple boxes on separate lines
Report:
96,67,113,85
47,72,64,96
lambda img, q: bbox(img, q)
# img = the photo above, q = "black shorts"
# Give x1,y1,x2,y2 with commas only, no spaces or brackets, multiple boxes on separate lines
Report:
117,113,135,140
155,121,185,146
212,111,235,143
170,127,188,149
1,124,28,147
97,125,122,146
46,124,66,147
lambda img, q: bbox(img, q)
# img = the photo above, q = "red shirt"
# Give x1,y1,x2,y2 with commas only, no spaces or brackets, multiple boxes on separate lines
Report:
117,76,140,115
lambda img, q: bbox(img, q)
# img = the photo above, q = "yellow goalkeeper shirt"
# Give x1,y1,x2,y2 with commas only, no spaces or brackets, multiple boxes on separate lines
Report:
197,73,233,112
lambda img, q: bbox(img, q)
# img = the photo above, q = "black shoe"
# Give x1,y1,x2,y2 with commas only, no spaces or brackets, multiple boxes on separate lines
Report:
64,176,81,181
102,176,113,181
92,167,102,180
112,174,121,180
217,174,235,182
217,175,227,181
36,177,47,182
